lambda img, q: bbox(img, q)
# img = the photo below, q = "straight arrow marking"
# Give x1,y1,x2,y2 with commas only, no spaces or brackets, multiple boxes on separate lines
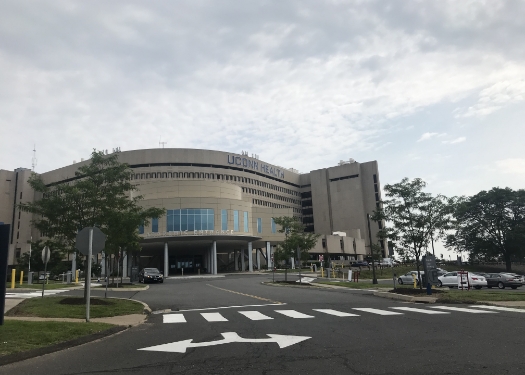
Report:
137,332,311,353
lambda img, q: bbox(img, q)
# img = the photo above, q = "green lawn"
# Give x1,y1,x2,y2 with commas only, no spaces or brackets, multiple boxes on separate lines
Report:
0,320,114,356
5,296,144,319
437,290,525,303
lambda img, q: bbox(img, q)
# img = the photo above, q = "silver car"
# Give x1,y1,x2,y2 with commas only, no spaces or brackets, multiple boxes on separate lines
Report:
397,271,424,285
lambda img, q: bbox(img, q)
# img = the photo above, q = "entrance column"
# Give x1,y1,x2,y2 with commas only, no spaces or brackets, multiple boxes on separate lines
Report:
241,249,245,271
234,250,238,271
248,242,253,272
266,242,271,269
212,241,217,275
256,248,261,271
122,251,128,278
101,251,106,276
164,243,169,278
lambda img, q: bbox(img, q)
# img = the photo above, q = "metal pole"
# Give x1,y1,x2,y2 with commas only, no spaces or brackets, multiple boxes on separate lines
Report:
41,247,48,298
86,228,93,322
367,214,378,284
28,237,32,272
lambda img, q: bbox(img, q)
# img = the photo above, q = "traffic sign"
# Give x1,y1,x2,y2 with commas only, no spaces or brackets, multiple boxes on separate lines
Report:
76,227,106,256
138,332,311,353
41,246,50,263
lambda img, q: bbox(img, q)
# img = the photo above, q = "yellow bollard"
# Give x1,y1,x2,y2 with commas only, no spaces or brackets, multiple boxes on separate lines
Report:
11,269,16,289
412,274,417,289
332,269,336,278
321,267,324,278
20,271,24,286
75,269,79,283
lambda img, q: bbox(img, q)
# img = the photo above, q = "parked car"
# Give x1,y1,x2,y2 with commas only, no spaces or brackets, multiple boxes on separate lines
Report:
351,261,369,268
437,272,487,289
436,268,448,276
397,271,424,285
485,273,522,289
138,268,164,284
500,273,525,284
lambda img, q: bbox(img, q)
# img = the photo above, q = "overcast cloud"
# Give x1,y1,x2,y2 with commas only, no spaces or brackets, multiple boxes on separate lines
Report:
2,0,524,205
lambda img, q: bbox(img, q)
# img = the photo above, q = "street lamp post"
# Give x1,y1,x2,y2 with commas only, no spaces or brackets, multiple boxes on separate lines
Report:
367,214,378,284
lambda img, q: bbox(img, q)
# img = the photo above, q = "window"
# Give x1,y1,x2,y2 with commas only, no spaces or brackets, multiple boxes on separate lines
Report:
243,211,249,232
138,222,144,234
257,218,262,233
233,210,239,232
221,209,228,231
152,218,158,233
167,209,215,231
271,218,276,233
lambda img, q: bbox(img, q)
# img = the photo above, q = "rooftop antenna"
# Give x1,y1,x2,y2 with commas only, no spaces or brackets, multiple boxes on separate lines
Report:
31,144,37,172
159,136,167,149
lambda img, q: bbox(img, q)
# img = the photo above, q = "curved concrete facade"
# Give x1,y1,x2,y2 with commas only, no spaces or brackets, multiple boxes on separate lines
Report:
1,148,386,275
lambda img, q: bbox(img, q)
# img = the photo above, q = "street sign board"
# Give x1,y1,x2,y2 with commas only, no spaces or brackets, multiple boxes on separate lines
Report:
422,254,439,286
41,246,50,263
76,227,106,256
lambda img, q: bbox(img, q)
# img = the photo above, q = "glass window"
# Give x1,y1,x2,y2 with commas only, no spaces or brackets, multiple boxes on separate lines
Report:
271,218,276,233
221,209,228,231
152,218,158,233
167,209,215,231
257,218,262,233
243,211,249,232
138,221,144,234
233,210,239,232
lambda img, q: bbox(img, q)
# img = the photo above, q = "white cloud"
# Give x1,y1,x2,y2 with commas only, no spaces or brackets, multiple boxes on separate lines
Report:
442,137,466,144
494,158,525,174
417,132,446,142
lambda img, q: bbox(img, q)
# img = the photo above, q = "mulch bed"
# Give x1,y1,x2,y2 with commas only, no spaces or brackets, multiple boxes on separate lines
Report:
59,297,112,306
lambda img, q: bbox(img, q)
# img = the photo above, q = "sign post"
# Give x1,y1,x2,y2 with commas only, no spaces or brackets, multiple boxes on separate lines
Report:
76,227,106,322
41,246,50,298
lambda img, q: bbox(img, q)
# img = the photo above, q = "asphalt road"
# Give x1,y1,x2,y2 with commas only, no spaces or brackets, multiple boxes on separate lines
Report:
3,274,525,375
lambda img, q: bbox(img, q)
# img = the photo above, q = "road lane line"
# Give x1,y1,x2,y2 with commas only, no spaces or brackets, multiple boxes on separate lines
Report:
352,308,403,316
390,307,450,314
275,310,314,319
430,306,497,313
163,314,187,323
469,305,525,313
201,312,229,322
239,311,274,320
312,309,359,317
207,284,283,304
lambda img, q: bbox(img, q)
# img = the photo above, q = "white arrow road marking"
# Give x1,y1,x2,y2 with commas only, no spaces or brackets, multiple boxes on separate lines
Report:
137,332,311,353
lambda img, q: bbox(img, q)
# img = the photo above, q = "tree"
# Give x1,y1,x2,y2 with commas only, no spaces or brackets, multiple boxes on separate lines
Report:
272,216,320,269
446,187,525,272
372,178,438,289
19,150,165,296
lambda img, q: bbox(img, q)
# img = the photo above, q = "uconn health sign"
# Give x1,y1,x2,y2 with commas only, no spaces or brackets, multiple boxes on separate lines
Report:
227,155,285,179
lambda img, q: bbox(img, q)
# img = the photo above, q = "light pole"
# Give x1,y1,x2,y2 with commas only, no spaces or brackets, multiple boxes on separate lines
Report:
367,214,378,284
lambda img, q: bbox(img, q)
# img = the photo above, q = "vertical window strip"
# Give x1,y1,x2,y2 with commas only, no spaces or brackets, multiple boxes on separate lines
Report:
233,210,239,232
243,211,249,232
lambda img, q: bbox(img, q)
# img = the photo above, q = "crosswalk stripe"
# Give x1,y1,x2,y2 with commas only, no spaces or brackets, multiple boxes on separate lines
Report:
430,306,497,314
201,312,228,322
163,314,187,323
313,309,359,317
390,307,450,315
352,308,403,316
470,305,525,313
238,311,273,320
275,310,314,319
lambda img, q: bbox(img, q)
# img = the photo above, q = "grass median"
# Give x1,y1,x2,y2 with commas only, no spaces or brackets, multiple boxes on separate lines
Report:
0,321,115,356
5,296,145,319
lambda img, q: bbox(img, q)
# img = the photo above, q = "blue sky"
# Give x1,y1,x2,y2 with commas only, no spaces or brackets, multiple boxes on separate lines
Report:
1,1,524,257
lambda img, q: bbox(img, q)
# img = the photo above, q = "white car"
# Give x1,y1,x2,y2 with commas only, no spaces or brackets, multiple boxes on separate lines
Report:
438,272,487,289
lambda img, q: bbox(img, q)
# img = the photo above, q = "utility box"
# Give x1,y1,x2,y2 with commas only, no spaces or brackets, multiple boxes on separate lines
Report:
130,266,139,282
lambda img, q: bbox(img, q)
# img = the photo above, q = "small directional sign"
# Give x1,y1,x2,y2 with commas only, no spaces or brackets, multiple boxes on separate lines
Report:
138,332,311,353
41,246,51,263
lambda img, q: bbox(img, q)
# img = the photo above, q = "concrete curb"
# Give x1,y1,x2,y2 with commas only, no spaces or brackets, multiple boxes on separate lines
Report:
0,325,127,367
373,291,437,303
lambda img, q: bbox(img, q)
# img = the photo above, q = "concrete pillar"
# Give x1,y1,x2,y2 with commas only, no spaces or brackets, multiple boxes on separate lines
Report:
266,242,271,269
72,251,76,278
164,243,169,278
122,251,128,278
290,257,295,269
212,241,217,275
241,248,245,271
101,251,106,276
256,248,261,271
248,242,253,272
234,250,238,271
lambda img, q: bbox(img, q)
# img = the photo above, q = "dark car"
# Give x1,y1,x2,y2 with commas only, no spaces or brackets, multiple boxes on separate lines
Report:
485,273,521,289
138,268,164,284
351,261,369,268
